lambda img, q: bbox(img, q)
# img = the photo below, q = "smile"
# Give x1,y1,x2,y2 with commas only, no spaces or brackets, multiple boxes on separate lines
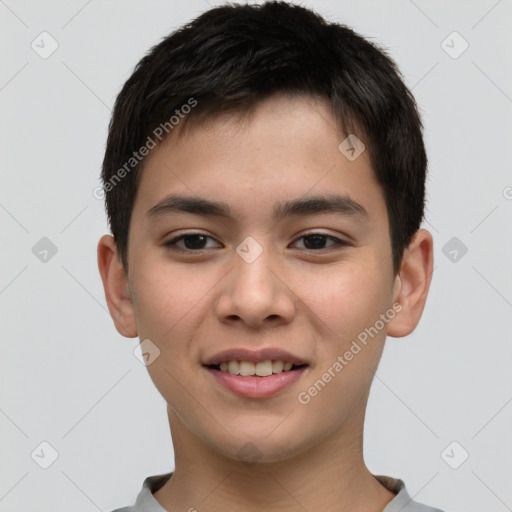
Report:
209,360,306,377
205,362,308,398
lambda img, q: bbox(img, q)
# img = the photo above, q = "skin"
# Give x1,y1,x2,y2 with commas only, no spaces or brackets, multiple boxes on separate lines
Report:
98,93,433,512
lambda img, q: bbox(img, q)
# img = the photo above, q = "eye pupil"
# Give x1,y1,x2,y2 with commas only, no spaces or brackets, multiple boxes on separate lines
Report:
183,234,207,249
303,234,327,249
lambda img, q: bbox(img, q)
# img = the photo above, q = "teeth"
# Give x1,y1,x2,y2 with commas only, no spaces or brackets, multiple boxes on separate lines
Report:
239,361,255,376
227,360,239,375
272,360,284,373
256,360,273,377
215,359,300,376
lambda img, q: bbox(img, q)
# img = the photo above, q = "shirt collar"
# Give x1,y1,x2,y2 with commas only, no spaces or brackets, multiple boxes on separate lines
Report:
133,472,441,512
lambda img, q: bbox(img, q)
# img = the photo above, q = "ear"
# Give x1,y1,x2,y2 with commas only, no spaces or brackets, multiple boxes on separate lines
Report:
97,234,138,338
387,229,434,338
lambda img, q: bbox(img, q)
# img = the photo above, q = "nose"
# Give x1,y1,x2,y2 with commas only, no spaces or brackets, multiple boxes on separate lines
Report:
214,246,296,329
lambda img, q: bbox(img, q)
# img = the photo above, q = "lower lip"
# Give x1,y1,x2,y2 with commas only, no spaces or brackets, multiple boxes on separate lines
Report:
205,366,307,398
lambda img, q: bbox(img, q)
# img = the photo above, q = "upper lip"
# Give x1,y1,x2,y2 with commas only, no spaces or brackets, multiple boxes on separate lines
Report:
203,348,308,366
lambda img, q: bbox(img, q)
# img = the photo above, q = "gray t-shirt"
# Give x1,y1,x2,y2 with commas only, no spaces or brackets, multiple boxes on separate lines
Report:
111,473,444,511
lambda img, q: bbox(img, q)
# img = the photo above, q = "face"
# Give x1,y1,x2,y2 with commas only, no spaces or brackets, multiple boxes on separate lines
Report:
107,94,410,463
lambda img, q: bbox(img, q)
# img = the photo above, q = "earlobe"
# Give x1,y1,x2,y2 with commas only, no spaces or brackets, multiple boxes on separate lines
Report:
97,234,138,338
387,229,434,338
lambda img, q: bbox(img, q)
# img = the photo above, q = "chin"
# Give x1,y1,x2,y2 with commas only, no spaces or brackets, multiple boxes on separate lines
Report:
206,428,313,466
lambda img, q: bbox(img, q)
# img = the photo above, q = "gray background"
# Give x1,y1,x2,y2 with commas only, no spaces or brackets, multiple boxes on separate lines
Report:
1,1,511,511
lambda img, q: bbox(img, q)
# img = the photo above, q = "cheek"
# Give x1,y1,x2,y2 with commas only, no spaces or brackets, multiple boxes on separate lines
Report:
128,266,208,387
131,257,208,338
294,267,391,432
297,263,393,415
299,260,392,345
130,264,209,402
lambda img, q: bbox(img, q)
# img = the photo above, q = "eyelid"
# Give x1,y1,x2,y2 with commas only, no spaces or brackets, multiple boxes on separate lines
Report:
295,229,347,240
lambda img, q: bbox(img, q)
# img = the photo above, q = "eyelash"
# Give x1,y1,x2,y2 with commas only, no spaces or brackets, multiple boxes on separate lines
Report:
163,232,349,253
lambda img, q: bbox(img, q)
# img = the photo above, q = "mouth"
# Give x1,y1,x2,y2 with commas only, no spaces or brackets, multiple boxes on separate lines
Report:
204,360,309,398
202,348,309,398
207,360,308,377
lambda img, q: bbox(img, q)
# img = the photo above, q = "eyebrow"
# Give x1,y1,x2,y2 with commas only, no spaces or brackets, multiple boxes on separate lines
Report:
147,193,369,222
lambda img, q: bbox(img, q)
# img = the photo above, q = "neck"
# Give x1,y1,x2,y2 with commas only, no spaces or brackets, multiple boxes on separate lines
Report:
153,405,395,512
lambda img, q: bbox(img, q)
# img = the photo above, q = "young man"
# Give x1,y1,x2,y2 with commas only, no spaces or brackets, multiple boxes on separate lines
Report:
98,2,440,511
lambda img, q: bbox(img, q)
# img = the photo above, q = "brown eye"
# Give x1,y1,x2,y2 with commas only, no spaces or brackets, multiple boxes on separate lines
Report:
164,233,222,252
293,233,347,250
303,234,329,249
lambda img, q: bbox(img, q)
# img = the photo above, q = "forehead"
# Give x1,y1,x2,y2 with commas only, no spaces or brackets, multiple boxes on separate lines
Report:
132,94,386,226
